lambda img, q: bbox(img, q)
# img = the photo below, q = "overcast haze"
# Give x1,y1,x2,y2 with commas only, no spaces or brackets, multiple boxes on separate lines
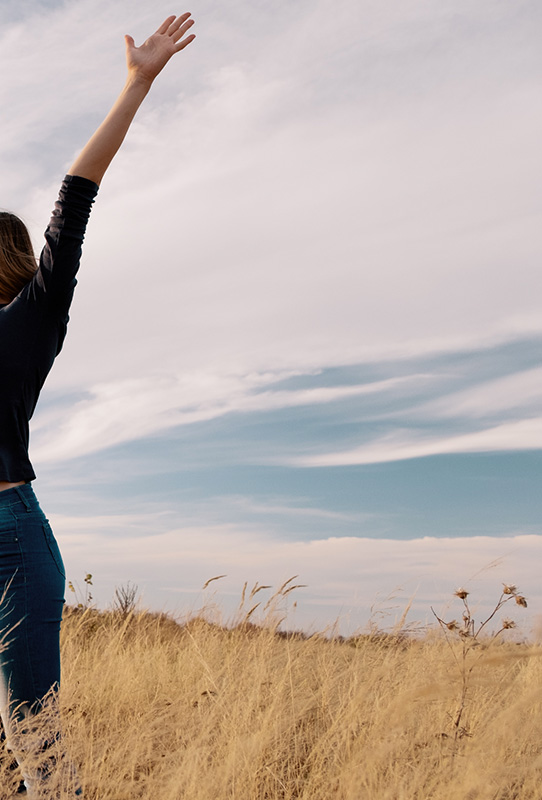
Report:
2,0,542,634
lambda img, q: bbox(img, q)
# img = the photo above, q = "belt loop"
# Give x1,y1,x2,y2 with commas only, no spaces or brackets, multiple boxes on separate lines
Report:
14,485,31,512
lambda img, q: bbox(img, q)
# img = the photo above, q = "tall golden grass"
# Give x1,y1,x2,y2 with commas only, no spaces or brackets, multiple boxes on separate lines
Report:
1,582,542,799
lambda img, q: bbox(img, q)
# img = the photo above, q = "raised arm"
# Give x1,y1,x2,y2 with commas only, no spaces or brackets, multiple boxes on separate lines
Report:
68,13,196,186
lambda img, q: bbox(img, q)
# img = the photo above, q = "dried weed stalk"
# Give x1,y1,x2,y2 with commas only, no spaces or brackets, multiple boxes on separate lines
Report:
431,583,527,751
67,573,93,610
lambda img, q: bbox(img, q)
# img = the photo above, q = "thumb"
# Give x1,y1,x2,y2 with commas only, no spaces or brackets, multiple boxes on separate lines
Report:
124,34,135,50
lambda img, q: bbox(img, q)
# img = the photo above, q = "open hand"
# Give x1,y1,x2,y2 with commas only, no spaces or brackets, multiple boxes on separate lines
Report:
125,13,196,85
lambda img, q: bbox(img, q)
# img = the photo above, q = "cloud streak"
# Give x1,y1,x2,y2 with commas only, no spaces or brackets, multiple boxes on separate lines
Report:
418,367,542,419
31,341,542,467
296,418,542,467
31,372,424,462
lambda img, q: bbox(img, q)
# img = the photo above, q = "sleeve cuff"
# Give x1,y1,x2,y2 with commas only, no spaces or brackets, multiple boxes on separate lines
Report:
63,173,100,196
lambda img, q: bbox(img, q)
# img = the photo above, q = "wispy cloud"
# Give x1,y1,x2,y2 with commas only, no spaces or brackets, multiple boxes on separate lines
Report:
287,349,542,466
295,418,542,467
216,495,368,524
31,371,427,462
417,367,542,420
29,338,542,466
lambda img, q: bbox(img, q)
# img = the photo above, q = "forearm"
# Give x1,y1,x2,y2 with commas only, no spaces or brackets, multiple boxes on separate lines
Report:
68,76,152,186
67,14,194,185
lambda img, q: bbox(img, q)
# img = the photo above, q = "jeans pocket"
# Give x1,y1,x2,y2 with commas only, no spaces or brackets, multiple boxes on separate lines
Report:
42,522,66,579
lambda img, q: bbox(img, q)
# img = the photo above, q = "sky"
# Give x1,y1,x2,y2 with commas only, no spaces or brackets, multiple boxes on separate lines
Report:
1,0,542,636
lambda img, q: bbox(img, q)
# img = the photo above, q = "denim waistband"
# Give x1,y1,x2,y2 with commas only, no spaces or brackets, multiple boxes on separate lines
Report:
0,483,39,512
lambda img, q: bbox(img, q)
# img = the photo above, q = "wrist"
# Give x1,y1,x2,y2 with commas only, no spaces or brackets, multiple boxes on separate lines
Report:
125,71,154,94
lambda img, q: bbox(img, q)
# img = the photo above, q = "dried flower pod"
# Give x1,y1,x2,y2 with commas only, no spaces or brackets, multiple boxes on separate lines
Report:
501,619,516,629
502,584,517,595
515,595,528,608
454,588,469,600
446,620,458,631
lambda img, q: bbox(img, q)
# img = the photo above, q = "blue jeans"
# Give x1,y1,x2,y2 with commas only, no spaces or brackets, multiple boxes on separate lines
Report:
0,484,80,797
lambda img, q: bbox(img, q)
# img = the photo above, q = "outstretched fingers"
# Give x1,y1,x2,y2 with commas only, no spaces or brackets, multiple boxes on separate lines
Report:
172,18,195,45
156,15,177,35
166,12,192,37
154,13,194,48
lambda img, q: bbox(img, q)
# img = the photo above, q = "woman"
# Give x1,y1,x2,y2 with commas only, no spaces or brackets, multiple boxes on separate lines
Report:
0,13,196,797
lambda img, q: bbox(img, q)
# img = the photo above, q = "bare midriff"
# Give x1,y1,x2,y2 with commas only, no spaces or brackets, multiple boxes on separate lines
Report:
0,481,25,492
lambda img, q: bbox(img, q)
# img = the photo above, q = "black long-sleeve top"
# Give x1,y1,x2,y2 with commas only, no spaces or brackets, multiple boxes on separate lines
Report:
0,175,99,481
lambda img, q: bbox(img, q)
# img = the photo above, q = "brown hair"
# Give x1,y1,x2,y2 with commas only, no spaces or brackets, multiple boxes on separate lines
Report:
0,212,38,303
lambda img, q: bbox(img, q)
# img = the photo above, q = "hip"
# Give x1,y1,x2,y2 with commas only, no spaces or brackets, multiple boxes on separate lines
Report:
0,484,65,581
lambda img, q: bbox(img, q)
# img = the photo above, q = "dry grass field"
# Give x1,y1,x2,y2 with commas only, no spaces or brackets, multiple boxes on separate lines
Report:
1,582,542,799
